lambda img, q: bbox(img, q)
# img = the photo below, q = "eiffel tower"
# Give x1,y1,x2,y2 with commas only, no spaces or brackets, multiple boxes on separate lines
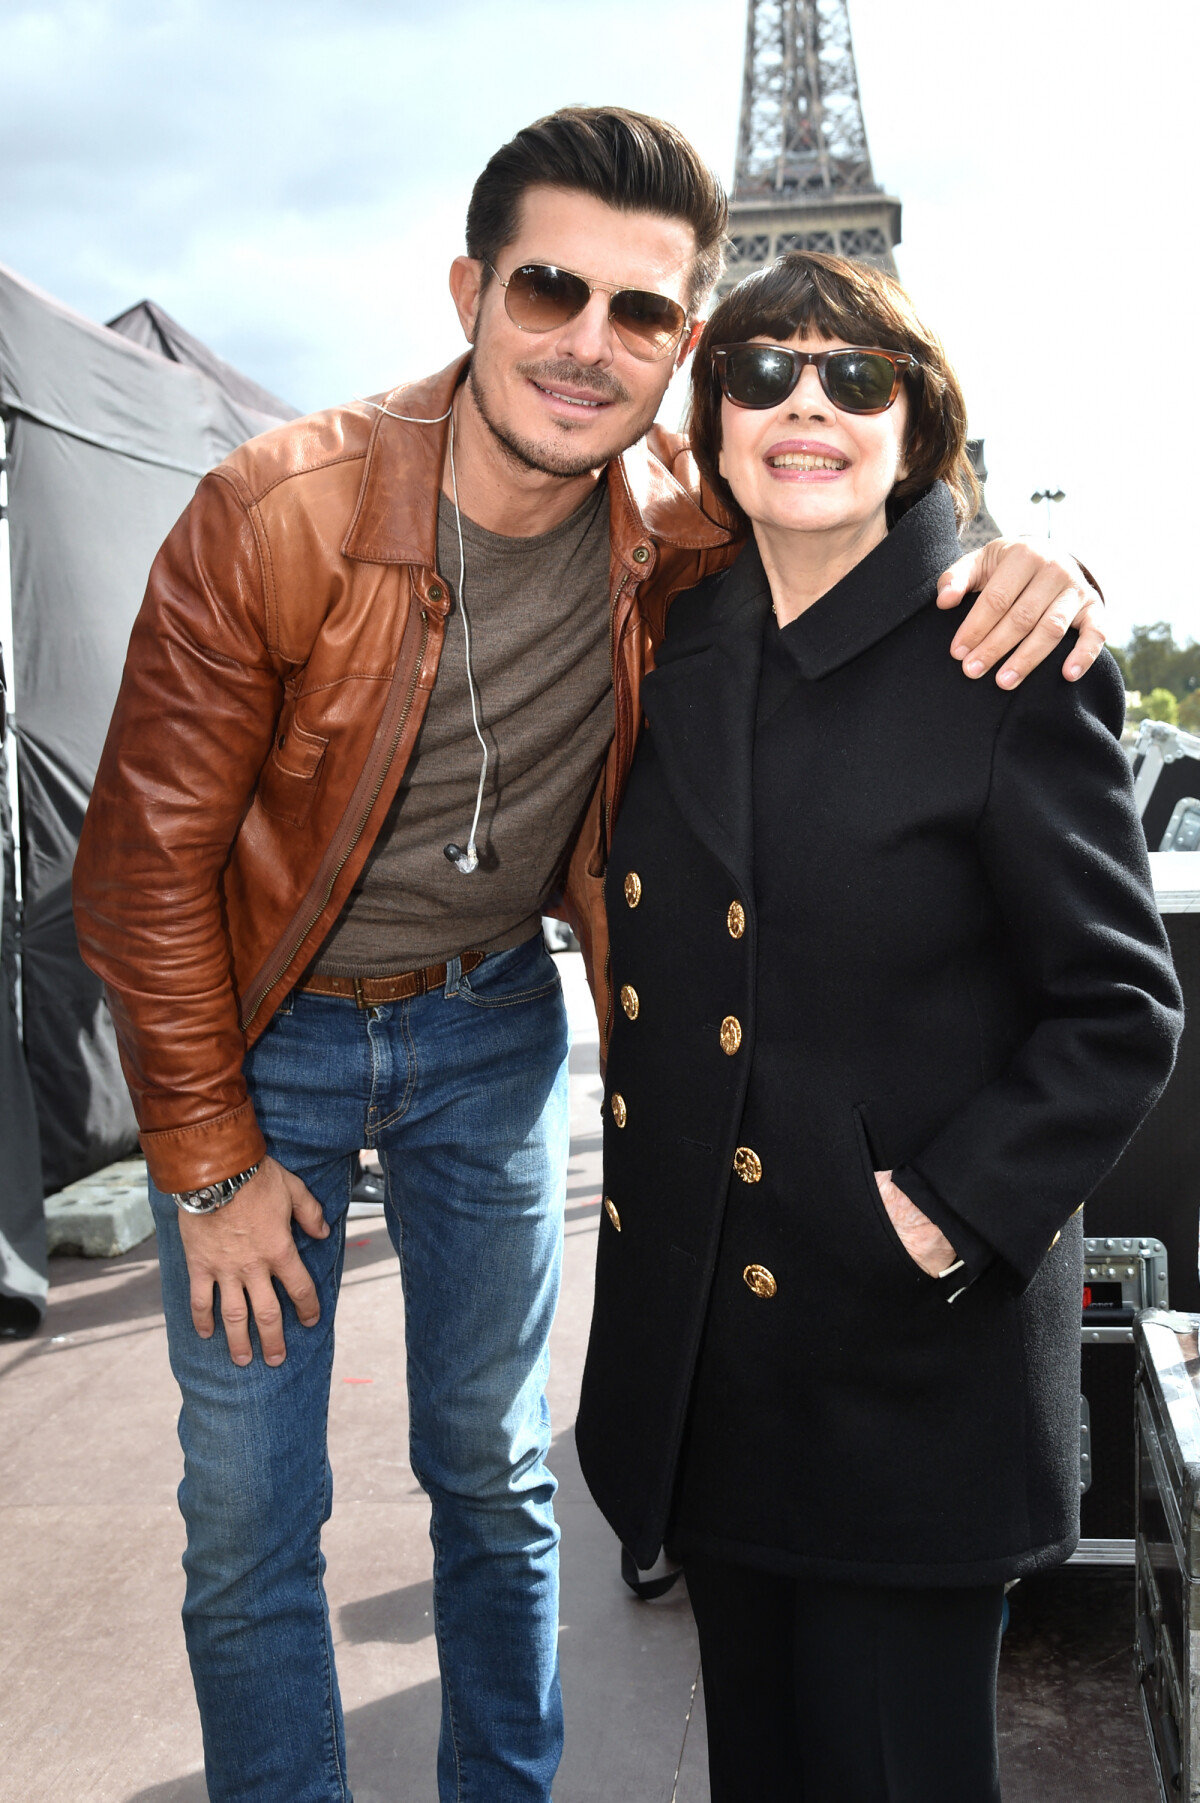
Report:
719,0,902,295
717,0,1001,546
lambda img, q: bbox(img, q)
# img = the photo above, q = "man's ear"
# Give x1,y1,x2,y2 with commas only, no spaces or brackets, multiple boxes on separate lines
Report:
676,316,705,372
449,256,485,344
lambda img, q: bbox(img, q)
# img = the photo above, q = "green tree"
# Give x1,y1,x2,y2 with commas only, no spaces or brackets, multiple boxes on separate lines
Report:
1119,623,1200,701
1126,687,1180,727
1178,690,1200,735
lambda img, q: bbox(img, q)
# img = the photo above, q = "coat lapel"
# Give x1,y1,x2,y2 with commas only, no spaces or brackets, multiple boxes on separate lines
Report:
638,540,770,895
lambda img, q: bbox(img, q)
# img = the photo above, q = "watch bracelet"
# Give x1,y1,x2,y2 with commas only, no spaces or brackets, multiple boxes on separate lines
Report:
172,1162,263,1215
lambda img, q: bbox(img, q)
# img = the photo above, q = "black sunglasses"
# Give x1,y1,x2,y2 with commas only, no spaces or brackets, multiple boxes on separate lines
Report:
488,262,688,361
712,343,917,414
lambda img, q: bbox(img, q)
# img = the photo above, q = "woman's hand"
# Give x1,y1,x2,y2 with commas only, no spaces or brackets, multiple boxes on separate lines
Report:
936,538,1105,688
875,1170,957,1277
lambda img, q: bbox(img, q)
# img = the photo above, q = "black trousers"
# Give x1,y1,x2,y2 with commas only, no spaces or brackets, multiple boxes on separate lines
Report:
685,1555,1005,1803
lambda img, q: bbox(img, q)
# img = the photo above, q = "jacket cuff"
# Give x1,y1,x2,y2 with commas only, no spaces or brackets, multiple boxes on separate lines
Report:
140,1100,267,1194
890,1162,995,1295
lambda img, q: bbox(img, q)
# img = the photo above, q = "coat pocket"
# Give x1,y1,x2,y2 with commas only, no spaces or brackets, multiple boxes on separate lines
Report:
257,699,329,828
851,1103,939,1292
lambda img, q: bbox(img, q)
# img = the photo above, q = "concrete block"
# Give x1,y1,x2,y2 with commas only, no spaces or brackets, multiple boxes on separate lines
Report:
44,1159,154,1258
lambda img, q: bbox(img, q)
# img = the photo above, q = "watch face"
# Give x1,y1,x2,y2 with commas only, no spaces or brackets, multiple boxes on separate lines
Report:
178,1184,220,1211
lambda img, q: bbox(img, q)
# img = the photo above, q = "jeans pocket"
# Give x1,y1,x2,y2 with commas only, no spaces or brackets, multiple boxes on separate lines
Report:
455,938,563,1010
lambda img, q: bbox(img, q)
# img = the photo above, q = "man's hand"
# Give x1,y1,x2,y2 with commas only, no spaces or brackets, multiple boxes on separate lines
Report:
937,538,1105,689
178,1156,330,1367
875,1170,956,1278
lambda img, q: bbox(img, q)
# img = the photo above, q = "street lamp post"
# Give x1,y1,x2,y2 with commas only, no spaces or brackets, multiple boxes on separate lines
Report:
1031,487,1066,538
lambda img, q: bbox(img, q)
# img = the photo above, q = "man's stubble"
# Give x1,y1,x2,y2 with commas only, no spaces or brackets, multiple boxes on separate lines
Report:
467,356,662,482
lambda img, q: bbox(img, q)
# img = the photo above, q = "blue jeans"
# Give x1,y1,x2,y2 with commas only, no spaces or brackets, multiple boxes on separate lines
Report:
149,936,570,1803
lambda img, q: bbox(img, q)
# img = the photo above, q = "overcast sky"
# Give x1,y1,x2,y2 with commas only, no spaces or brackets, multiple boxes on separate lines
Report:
3,0,1197,645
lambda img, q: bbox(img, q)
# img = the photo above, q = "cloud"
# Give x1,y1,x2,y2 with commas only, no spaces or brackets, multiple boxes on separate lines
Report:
0,0,742,407
3,0,1197,638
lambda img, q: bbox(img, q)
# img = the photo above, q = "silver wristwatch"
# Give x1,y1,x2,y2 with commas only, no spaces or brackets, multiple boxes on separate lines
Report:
172,1162,262,1215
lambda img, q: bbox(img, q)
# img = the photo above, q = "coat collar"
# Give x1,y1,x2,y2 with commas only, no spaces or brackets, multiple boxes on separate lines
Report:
633,484,961,889
637,541,770,894
776,482,962,679
341,354,732,569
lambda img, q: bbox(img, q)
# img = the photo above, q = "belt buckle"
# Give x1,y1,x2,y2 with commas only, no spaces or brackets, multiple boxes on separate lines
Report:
353,976,368,1009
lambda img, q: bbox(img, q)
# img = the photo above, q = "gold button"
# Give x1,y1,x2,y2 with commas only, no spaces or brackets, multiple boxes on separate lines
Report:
604,1197,622,1232
727,901,746,939
620,984,640,1020
632,545,651,564
743,1264,777,1299
611,1093,628,1129
428,584,444,602
624,872,642,908
733,1146,762,1183
720,1015,742,1056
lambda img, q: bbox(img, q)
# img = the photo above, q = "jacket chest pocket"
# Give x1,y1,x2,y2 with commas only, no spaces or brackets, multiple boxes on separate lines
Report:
257,700,329,828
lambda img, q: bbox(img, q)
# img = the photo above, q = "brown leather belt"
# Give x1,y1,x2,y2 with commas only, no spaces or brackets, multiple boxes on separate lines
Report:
300,951,486,1008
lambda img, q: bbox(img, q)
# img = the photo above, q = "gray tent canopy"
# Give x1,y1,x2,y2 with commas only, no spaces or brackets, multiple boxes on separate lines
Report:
0,263,297,1333
107,299,299,422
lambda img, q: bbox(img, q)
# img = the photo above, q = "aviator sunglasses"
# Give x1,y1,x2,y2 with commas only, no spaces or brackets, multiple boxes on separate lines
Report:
487,262,688,361
713,343,917,414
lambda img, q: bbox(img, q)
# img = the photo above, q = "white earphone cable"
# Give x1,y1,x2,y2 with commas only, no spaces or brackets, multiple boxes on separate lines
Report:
447,411,487,876
356,390,486,877
358,398,454,424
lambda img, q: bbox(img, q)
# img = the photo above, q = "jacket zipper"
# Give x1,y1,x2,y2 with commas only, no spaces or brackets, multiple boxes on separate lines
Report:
239,609,432,1032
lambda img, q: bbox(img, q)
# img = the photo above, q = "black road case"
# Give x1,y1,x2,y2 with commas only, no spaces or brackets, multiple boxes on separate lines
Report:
1131,721,1200,853
1075,855,1200,1566
1080,1238,1169,1557
1134,1308,1200,1799
1087,856,1200,1318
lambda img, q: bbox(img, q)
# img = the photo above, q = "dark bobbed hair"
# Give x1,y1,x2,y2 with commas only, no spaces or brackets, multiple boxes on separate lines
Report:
687,251,979,530
466,106,728,310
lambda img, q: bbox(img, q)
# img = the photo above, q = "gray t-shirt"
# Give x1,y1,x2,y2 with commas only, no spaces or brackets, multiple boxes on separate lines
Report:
315,483,613,976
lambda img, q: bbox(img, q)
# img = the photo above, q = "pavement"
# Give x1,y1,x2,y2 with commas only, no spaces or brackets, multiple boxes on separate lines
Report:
0,952,1160,1801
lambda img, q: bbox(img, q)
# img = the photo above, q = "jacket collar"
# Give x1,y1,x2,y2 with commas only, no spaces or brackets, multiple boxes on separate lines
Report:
608,433,732,574
637,542,770,894
342,354,732,569
777,482,962,679
342,359,463,566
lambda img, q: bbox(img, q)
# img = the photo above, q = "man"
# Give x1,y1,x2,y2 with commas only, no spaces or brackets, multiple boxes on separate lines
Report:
74,107,1106,1803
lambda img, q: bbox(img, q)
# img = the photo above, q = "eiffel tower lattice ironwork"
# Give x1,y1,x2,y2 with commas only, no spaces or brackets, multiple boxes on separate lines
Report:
719,0,902,292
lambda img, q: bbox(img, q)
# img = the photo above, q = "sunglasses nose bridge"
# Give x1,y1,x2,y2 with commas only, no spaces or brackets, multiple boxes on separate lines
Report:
551,285,619,362
790,354,834,414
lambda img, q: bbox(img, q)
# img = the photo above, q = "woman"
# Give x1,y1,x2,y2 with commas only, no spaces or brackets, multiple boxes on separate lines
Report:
574,252,1183,1801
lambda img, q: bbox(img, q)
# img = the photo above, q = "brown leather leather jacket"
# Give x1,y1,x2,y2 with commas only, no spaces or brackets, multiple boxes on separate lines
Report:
73,358,738,1191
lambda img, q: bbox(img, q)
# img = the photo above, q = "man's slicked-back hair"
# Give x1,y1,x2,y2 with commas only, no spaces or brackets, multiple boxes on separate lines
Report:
466,106,728,309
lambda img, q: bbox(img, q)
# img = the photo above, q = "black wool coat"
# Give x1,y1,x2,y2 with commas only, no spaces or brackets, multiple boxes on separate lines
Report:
575,483,1183,1585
